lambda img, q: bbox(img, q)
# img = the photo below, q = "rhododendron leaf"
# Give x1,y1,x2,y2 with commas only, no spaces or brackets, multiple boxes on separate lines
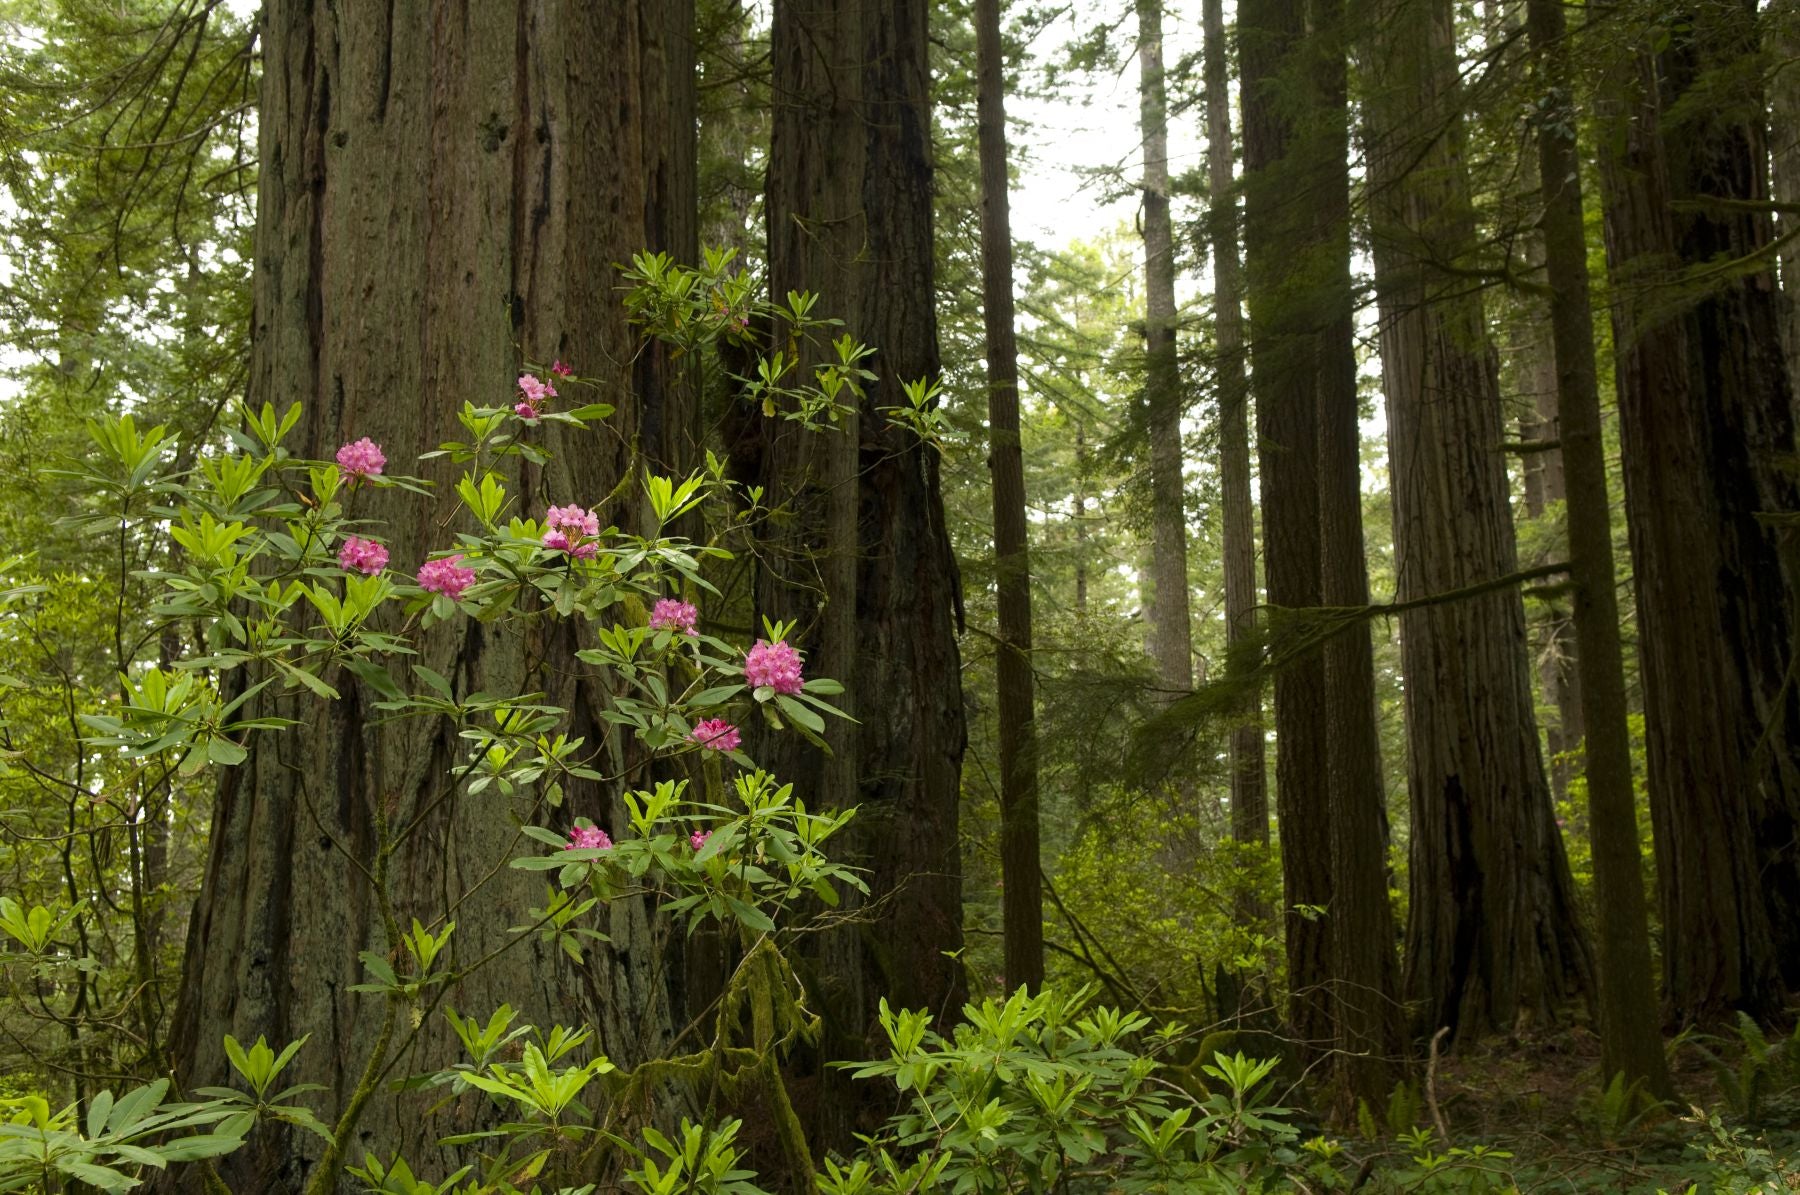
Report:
776,695,824,734
412,666,453,700
357,952,397,988
509,855,567,871
342,657,403,702
727,898,775,933
279,662,338,700
207,737,246,766
690,683,744,707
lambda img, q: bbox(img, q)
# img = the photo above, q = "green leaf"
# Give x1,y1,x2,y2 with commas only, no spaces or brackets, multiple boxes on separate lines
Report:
54,1161,138,1190
86,1089,114,1139
281,662,340,700
413,665,454,700
157,1133,251,1162
342,657,404,701
689,683,745,706
726,897,776,933
775,695,825,733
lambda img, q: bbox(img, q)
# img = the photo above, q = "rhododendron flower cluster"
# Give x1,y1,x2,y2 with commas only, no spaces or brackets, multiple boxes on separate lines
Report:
689,829,711,851
649,598,698,635
516,373,557,421
336,437,386,479
542,504,600,559
744,639,804,695
689,718,740,752
337,536,388,575
565,825,612,851
418,554,476,600
551,359,573,378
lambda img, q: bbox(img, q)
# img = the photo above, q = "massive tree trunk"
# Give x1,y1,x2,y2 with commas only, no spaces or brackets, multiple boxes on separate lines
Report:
1136,0,1194,697
1309,0,1403,1104
1595,0,1800,1023
169,4,694,1189
1526,0,1670,1097
1358,0,1589,1040
761,0,967,1052
1203,0,1270,875
975,0,1044,993
1239,0,1333,1059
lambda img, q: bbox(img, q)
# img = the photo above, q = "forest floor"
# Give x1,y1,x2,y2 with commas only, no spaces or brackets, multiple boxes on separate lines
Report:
1414,1023,1800,1192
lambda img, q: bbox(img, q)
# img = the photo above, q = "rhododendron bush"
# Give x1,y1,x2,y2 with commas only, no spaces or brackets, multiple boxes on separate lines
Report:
0,252,1338,1195
1,256,885,1192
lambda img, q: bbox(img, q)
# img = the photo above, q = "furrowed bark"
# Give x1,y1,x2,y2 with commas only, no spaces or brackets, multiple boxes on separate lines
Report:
169,5,693,1188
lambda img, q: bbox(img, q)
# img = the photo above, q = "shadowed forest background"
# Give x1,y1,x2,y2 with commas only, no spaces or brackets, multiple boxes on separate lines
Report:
1,0,1799,1191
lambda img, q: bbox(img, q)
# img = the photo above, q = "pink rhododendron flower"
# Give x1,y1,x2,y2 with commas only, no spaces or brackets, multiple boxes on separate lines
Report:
649,598,699,635
565,825,612,851
551,360,573,377
689,719,741,752
418,554,477,600
336,437,386,479
515,373,557,420
744,639,804,695
543,504,600,560
337,536,388,575
689,829,712,851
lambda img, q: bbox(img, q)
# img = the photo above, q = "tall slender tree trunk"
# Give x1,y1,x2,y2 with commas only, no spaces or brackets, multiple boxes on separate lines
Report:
1594,0,1800,1022
1510,148,1584,803
1309,0,1403,1104
1239,0,1333,1060
1137,0,1193,697
1075,424,1090,615
1358,0,1589,1040
975,0,1043,993
1203,0,1270,874
169,4,694,1190
1525,0,1671,1097
761,0,968,1051
1518,395,1583,802
1484,4,1584,804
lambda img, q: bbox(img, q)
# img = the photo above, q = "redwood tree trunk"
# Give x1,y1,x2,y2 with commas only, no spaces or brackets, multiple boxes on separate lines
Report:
168,4,693,1189
1137,0,1194,697
1358,0,1590,1039
1310,0,1403,1104
1203,0,1270,873
1595,0,1800,1022
975,0,1044,993
1512,177,1583,802
1527,0,1671,1097
762,0,968,1045
1239,0,1333,1059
